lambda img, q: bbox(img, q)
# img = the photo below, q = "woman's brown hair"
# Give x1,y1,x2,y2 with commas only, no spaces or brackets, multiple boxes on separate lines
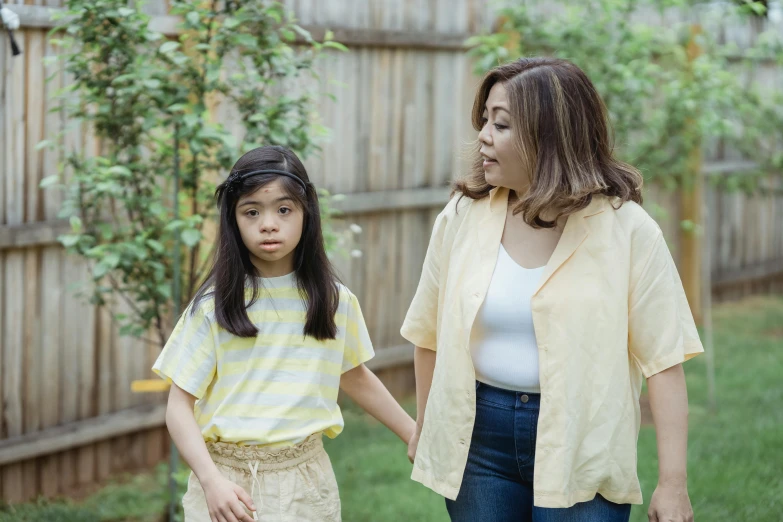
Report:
455,57,643,227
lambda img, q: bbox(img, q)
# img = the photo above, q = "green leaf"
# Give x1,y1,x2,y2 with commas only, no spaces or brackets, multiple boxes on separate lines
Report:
146,239,165,254
323,41,349,52
107,165,132,177
36,139,54,151
118,7,135,16
159,41,180,54
103,252,121,269
40,175,59,188
224,17,240,29
181,229,202,247
60,234,80,248
292,25,312,42
92,262,110,279
186,11,200,26
70,215,83,233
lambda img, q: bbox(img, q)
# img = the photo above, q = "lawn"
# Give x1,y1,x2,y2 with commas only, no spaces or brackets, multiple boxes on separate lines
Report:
2,296,781,521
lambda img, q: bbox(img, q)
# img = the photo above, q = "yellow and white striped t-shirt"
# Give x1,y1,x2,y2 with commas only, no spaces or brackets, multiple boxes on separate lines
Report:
152,273,374,447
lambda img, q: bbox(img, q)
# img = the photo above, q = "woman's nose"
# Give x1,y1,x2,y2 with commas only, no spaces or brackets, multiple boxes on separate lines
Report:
478,123,492,145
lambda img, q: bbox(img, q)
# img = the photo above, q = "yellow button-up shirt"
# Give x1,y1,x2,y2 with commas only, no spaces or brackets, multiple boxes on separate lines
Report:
401,187,703,508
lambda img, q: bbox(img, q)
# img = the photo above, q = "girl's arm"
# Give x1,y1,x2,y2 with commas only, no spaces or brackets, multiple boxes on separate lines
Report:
166,384,255,522
339,364,416,444
646,364,694,522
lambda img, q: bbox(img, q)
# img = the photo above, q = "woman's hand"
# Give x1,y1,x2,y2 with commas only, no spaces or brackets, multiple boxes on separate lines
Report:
200,472,256,522
648,482,693,522
407,428,421,464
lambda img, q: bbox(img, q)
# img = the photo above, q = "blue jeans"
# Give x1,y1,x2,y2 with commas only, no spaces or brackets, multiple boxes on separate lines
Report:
446,381,631,522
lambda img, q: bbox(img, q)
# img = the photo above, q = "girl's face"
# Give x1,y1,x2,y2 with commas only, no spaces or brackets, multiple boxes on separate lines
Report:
235,179,304,277
478,82,531,195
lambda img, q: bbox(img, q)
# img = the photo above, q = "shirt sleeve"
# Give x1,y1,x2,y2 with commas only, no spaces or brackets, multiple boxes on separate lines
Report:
628,225,704,378
400,209,448,351
152,301,218,399
341,292,375,373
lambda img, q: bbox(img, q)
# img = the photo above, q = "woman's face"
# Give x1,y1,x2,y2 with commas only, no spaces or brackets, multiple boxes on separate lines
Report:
478,82,531,194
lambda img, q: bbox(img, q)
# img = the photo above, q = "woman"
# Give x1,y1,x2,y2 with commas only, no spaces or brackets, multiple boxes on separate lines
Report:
403,58,701,522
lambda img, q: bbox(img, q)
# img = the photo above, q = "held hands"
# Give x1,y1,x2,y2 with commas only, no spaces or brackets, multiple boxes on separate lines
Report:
648,482,694,522
200,472,257,522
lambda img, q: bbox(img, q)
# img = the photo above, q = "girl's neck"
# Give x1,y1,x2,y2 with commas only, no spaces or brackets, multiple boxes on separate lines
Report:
252,259,295,278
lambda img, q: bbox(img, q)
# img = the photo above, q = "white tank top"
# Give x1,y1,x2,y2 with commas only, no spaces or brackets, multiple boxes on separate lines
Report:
469,244,545,392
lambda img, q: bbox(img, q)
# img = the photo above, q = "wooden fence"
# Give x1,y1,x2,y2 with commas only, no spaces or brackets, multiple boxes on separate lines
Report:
0,0,782,504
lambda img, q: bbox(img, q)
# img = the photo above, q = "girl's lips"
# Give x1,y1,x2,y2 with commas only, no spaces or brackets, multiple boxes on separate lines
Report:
483,159,498,168
260,242,282,252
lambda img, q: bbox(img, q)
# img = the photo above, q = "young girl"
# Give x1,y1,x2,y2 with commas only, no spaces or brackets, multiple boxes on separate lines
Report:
154,145,416,522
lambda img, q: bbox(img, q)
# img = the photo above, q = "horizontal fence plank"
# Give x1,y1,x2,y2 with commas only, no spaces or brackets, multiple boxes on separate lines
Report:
0,187,452,249
334,186,451,214
0,219,70,250
365,343,414,371
713,259,783,287
11,5,473,50
0,403,166,466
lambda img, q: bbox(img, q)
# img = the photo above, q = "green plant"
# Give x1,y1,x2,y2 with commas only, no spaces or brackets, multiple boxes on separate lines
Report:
41,0,348,346
466,0,783,196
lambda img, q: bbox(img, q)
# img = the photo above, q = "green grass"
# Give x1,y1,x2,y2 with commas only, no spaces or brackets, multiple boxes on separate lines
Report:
3,296,781,521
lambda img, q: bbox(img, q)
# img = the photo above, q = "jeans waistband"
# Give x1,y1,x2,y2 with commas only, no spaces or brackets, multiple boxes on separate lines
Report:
476,380,541,410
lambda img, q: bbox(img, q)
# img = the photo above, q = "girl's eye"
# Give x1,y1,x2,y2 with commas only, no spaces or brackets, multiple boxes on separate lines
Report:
279,207,291,215
480,117,488,125
246,209,259,217
494,123,508,131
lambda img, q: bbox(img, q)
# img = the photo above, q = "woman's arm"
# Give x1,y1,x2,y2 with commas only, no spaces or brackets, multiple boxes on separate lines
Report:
340,364,416,444
407,345,436,463
166,384,255,522
646,364,694,522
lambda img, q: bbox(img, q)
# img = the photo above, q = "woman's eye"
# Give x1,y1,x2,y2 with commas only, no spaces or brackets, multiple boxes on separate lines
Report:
279,207,291,215
494,123,508,130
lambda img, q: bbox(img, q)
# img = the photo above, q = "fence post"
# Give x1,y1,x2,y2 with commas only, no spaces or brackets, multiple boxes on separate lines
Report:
680,24,704,325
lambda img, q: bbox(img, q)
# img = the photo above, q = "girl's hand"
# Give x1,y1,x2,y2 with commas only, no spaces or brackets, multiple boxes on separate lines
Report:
407,428,421,464
648,482,694,522
200,473,256,522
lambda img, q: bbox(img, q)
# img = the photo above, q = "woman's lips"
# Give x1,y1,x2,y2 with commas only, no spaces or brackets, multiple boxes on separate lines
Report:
483,159,498,168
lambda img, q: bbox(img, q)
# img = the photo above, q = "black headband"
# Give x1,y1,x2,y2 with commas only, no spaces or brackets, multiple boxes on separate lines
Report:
225,168,310,195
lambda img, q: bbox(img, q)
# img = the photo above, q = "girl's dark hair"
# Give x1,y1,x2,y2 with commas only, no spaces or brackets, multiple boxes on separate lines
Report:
191,145,340,340
455,57,643,228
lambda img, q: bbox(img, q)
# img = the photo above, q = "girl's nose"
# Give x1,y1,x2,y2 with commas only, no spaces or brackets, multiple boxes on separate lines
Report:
260,216,279,233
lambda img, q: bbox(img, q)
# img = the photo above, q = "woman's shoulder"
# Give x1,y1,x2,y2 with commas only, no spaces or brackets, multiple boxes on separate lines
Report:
431,191,478,237
603,197,663,241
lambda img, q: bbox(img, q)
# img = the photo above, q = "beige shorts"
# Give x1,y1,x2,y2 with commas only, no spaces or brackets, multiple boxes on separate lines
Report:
182,434,341,522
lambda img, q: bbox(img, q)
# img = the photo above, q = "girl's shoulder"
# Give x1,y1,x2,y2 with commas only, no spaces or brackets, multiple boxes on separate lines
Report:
336,283,358,307
185,290,217,321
